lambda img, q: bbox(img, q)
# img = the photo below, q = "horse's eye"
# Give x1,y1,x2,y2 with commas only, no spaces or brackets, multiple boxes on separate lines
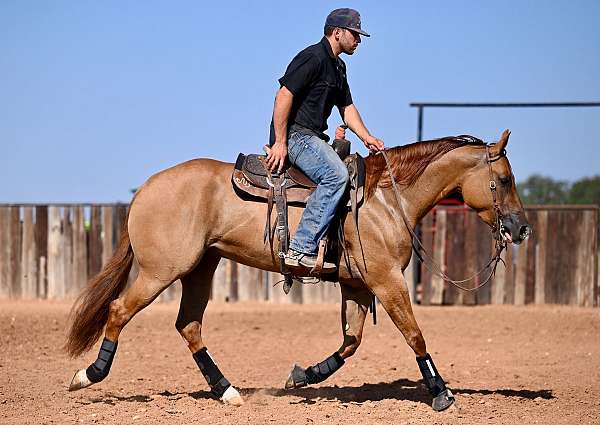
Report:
499,176,512,186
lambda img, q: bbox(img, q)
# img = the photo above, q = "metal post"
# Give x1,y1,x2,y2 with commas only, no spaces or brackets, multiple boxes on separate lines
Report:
412,106,424,302
417,106,423,142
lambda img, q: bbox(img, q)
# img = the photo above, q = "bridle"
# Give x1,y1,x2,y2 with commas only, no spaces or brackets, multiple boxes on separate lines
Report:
485,144,508,243
380,143,508,292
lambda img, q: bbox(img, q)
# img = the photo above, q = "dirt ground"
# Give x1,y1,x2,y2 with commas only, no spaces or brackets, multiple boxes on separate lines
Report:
1,300,599,425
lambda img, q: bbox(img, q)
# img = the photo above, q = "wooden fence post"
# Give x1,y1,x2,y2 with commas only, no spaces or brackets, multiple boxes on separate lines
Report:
21,207,37,299
8,206,21,299
211,258,232,302
102,205,114,267
35,206,48,298
514,240,529,305
321,281,340,303
429,209,446,305
72,206,88,296
47,206,65,299
575,210,596,306
63,207,73,298
302,283,323,304
534,210,547,304
88,206,103,279
0,207,10,298
475,220,493,305
492,246,507,304
461,211,479,305
419,213,434,305
444,208,465,305
114,204,128,242
237,264,265,301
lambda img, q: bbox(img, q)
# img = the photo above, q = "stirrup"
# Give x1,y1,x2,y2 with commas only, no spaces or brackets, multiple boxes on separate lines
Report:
294,276,320,285
281,275,321,295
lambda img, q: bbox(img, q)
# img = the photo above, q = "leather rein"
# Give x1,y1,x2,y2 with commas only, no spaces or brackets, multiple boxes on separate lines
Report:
380,144,508,292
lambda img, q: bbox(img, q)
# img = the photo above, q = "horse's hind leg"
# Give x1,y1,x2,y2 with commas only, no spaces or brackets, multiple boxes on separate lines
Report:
69,269,175,391
175,253,243,406
285,284,371,389
371,268,455,411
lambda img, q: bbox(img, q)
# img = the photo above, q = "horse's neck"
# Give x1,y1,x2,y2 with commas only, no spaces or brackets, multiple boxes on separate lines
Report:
380,146,480,226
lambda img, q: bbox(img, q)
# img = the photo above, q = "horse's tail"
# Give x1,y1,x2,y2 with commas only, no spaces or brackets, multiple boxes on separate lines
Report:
65,213,134,358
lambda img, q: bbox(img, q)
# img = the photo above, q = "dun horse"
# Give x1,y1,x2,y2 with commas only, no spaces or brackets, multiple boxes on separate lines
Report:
66,129,530,411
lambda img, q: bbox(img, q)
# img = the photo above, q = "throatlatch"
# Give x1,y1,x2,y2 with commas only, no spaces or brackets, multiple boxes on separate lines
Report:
286,352,345,388
86,338,118,383
192,347,231,397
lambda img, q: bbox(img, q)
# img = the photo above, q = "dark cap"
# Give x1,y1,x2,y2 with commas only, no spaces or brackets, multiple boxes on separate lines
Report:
325,8,370,37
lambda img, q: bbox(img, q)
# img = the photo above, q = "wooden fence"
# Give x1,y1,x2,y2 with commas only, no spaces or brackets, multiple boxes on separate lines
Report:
0,203,340,304
418,205,598,307
0,203,597,306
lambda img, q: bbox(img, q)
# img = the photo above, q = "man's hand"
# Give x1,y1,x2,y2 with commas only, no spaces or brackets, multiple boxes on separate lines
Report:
335,126,346,140
266,141,287,174
364,134,385,154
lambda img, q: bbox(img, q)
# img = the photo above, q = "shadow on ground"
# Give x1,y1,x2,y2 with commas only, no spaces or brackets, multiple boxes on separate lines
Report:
86,379,554,406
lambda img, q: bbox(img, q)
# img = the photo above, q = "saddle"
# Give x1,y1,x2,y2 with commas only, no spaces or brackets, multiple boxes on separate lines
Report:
231,138,366,293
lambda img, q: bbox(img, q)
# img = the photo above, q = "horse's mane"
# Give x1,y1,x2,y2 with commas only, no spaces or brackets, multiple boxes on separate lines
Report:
364,135,485,199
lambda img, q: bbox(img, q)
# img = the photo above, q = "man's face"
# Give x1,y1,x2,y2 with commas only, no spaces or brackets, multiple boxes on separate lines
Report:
337,28,361,55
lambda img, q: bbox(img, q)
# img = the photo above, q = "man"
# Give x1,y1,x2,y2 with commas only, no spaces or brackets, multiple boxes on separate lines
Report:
266,8,384,273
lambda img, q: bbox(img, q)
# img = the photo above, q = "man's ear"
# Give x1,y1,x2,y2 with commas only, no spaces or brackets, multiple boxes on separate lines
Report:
334,27,342,40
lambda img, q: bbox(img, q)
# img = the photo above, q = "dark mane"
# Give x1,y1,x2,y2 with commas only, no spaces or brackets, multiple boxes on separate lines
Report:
364,135,485,199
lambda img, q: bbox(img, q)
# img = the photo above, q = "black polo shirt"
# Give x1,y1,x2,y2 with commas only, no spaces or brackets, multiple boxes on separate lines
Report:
269,37,353,145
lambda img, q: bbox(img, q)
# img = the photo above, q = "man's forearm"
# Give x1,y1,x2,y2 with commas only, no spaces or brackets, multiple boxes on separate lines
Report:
341,104,370,142
273,86,294,145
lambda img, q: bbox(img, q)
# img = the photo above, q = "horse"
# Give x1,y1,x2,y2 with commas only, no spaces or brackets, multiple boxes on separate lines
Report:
65,129,530,411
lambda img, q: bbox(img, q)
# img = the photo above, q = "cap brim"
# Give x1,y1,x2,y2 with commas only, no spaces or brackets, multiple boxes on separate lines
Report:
346,27,370,37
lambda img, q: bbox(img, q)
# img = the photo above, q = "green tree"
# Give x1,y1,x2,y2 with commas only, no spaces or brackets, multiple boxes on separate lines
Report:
568,175,600,205
517,174,569,205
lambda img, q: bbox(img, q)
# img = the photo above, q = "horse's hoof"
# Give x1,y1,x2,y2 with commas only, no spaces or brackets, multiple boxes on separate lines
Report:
432,389,455,411
221,386,244,406
284,365,307,389
68,369,93,392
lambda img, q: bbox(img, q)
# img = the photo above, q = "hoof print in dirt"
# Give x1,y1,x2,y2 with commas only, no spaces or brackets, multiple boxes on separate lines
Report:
285,365,308,389
432,389,455,411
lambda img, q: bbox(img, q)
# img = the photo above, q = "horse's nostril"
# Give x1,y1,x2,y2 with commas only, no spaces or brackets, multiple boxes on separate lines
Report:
519,225,531,240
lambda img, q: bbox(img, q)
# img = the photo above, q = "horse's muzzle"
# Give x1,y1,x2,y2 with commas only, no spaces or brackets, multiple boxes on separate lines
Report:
503,213,532,245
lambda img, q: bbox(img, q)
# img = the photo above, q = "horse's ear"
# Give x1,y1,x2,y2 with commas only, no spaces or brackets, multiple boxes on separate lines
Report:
491,129,510,155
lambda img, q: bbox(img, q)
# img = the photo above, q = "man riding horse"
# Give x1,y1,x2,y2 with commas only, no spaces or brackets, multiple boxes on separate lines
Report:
266,8,385,273
65,6,531,413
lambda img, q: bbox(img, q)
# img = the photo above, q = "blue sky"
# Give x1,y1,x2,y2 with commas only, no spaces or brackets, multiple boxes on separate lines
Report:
1,1,599,202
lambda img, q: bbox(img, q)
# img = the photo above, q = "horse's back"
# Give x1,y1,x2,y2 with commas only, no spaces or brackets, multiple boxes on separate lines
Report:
127,157,239,271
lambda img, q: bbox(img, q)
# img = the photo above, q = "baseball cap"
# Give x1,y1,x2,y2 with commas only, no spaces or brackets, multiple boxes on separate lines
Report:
325,8,370,37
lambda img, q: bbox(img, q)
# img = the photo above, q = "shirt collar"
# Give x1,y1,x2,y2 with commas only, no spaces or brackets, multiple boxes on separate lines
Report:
320,36,336,60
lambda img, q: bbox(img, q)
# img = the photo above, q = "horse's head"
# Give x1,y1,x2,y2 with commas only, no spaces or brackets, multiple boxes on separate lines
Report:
460,130,531,244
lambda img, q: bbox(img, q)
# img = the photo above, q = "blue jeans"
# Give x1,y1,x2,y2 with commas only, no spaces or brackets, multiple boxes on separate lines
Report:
287,131,349,255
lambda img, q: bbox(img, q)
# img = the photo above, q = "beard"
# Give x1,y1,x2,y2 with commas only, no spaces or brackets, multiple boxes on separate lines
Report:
342,42,357,55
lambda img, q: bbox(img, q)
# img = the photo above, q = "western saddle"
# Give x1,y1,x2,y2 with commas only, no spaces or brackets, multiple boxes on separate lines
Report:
231,138,365,293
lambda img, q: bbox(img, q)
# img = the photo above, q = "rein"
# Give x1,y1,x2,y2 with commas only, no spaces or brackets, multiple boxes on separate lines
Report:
380,145,507,292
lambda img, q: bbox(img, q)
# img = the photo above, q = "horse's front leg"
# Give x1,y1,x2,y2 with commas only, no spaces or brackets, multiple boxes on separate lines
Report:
284,284,372,389
371,266,455,411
